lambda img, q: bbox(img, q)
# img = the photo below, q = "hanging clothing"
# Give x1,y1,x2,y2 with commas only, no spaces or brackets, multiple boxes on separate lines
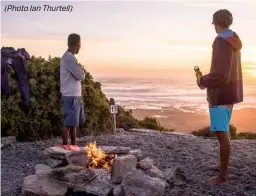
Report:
1,47,30,106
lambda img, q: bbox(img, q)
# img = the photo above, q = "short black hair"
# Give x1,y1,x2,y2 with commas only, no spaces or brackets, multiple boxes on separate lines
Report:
68,33,80,47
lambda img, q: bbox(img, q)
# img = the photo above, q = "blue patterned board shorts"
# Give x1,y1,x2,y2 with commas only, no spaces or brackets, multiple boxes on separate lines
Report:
209,105,233,132
61,96,85,127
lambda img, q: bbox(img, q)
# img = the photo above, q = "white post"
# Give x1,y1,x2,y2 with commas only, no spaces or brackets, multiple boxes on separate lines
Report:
113,112,116,134
110,98,118,134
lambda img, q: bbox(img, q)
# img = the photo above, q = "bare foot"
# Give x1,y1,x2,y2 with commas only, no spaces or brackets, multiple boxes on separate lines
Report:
203,176,228,185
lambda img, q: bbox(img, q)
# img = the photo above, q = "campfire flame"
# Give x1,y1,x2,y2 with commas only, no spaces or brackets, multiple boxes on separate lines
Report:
85,141,114,169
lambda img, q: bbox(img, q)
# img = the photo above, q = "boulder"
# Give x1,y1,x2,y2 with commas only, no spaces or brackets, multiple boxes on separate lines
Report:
113,185,124,196
46,158,67,168
117,128,125,133
35,164,52,175
43,147,73,159
164,167,187,186
1,136,16,148
72,169,114,196
122,168,165,196
49,166,97,187
99,146,131,155
128,129,159,134
146,166,165,179
65,151,89,167
138,157,154,170
22,175,67,196
111,155,137,183
129,149,143,161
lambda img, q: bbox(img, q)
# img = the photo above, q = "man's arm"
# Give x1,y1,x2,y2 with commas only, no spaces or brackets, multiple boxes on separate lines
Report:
200,38,232,88
65,54,85,81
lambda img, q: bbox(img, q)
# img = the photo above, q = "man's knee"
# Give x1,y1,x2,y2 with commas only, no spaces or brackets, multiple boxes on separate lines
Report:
216,132,230,143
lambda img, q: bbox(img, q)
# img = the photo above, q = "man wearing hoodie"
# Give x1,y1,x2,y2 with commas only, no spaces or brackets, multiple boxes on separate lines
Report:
197,9,243,185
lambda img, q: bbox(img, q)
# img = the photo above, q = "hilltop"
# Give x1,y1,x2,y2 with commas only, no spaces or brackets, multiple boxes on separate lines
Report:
1,130,256,196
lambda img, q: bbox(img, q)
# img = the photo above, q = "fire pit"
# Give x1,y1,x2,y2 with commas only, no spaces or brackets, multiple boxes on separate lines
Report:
85,141,115,169
22,141,181,196
49,166,97,187
48,141,115,187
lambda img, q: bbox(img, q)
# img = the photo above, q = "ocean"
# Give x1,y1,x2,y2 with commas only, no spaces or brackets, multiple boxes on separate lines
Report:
96,75,256,114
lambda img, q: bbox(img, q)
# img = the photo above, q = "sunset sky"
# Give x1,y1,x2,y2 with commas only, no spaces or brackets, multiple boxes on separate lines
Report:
1,0,256,79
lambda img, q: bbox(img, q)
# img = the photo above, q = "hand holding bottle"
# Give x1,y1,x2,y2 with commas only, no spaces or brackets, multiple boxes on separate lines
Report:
194,66,206,90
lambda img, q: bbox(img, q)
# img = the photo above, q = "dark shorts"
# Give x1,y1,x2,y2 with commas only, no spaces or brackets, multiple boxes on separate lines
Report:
209,105,233,132
61,96,85,127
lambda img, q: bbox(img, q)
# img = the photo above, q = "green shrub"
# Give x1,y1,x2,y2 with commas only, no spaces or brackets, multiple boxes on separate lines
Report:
236,132,256,140
116,106,140,130
139,117,161,130
192,125,256,140
229,124,237,138
1,56,113,141
1,55,174,141
116,109,174,132
138,117,174,132
161,127,175,132
192,124,237,139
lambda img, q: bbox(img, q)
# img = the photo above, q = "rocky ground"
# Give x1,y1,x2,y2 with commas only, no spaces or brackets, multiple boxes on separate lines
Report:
1,131,256,196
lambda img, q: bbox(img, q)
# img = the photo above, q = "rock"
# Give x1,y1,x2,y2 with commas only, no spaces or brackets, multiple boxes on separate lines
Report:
46,158,67,168
49,166,97,186
1,136,16,148
122,168,165,196
164,167,187,185
128,128,159,134
111,155,137,183
129,149,144,161
117,128,125,133
146,166,165,179
43,147,74,159
113,185,124,196
35,164,52,175
138,157,154,170
22,175,68,196
73,169,114,196
99,146,131,155
65,151,89,167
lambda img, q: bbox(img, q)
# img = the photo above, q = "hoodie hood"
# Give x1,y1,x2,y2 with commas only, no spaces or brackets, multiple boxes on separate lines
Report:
217,29,242,51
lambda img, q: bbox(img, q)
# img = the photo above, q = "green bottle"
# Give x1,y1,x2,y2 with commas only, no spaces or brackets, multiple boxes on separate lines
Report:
194,66,205,89
194,66,202,80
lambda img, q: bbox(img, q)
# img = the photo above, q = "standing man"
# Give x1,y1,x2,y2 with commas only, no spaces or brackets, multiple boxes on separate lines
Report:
60,33,85,145
197,9,243,185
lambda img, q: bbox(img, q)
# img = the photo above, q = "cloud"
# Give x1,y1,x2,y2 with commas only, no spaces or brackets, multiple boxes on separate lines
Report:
243,61,256,68
1,35,123,42
83,36,123,43
159,39,211,46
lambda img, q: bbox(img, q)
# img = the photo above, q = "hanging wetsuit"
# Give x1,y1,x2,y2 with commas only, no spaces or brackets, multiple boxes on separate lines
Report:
1,47,30,106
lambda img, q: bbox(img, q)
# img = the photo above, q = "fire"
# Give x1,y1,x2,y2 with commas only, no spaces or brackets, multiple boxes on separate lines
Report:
85,141,114,169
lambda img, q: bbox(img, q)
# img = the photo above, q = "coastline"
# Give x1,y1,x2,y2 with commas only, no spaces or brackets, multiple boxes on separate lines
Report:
131,107,256,133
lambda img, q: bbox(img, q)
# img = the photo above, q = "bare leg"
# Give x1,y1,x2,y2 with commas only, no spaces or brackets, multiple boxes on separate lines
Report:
210,131,231,171
62,127,70,145
70,127,77,145
204,131,230,185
